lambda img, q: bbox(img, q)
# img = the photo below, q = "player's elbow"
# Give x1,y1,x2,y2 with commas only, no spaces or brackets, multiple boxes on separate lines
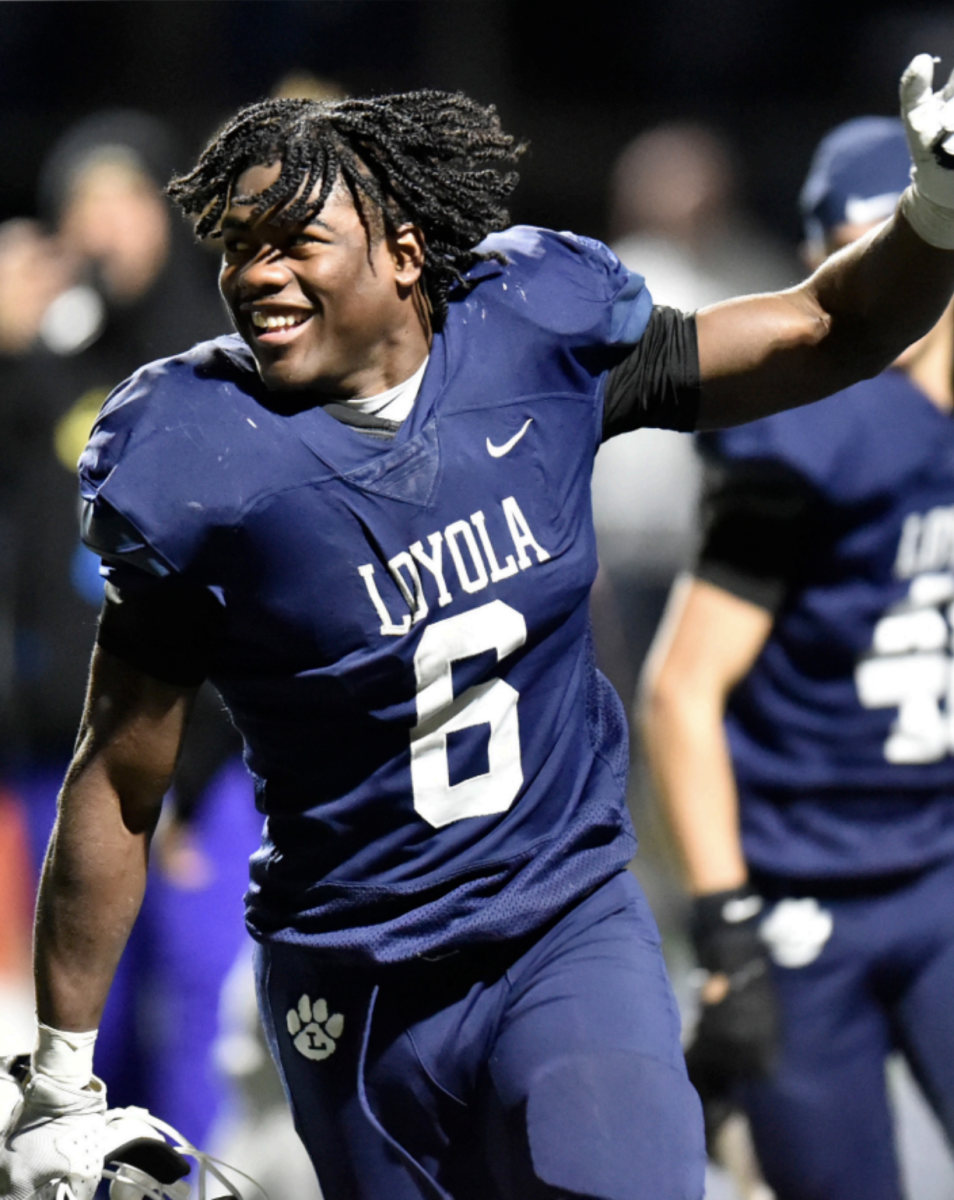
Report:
639,653,702,749
786,291,834,351
805,273,934,386
639,636,736,755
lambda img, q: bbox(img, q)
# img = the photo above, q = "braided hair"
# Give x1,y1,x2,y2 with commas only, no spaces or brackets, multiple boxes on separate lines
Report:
167,90,525,326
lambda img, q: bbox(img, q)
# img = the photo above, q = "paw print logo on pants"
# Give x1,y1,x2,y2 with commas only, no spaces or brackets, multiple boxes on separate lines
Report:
286,994,345,1061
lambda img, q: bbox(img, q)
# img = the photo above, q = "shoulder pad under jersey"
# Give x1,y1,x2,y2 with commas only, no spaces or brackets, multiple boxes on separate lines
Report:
466,225,652,346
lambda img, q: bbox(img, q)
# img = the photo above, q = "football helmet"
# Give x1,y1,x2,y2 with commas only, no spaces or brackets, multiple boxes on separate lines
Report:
100,1107,264,1200
7,1099,265,1200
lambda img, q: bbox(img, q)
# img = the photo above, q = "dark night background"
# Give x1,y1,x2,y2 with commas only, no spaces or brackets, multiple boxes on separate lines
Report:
2,1,954,247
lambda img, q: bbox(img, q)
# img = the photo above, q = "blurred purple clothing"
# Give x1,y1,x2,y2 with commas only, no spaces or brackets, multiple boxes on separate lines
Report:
17,754,260,1146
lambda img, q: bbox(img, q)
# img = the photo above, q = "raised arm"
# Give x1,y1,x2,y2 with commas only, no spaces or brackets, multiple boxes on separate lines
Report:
696,55,954,429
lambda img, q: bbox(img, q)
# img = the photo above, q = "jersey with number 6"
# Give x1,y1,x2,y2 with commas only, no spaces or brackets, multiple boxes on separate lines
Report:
77,226,654,963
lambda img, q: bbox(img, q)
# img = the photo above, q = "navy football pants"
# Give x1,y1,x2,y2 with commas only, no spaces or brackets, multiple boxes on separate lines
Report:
256,871,704,1200
743,856,954,1200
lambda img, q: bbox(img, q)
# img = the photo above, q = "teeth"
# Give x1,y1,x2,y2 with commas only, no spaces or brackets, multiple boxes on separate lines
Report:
251,312,307,330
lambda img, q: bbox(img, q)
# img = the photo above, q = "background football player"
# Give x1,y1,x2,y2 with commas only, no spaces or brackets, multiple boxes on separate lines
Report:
642,116,954,1200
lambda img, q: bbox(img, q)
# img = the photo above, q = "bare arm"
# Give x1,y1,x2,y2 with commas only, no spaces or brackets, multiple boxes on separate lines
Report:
34,646,197,1032
695,209,954,429
639,575,773,895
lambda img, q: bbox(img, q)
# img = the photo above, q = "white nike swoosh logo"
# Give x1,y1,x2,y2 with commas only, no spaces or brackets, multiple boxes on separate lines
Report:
486,418,533,458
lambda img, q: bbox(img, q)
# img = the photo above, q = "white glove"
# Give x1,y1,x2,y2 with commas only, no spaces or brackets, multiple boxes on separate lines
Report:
900,53,954,247
0,1071,107,1200
0,1056,27,1136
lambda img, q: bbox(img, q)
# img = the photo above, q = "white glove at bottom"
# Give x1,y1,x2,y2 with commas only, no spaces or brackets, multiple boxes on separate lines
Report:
0,1056,24,1135
0,1068,107,1200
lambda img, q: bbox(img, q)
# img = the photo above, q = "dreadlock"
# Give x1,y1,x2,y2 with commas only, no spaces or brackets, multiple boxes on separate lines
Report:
167,90,525,326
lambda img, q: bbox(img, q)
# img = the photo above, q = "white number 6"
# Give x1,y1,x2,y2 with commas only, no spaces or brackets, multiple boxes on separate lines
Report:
410,599,526,827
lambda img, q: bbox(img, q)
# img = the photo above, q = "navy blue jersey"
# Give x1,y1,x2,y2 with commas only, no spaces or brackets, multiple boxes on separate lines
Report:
78,227,656,963
702,371,954,879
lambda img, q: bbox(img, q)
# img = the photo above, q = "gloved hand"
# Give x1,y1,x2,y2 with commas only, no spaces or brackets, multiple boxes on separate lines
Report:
899,54,954,247
684,885,779,1150
0,1069,107,1200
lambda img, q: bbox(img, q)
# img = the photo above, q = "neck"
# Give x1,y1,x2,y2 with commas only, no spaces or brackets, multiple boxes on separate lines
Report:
342,280,433,399
344,331,430,400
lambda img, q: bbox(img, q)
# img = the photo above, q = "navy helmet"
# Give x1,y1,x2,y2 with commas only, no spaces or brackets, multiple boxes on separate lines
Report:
800,117,911,247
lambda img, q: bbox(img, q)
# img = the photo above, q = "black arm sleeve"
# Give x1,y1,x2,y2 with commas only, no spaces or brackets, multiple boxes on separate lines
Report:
96,565,224,687
602,306,701,439
695,455,817,614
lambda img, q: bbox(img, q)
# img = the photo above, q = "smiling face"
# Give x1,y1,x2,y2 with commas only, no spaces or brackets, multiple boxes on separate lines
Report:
218,161,429,397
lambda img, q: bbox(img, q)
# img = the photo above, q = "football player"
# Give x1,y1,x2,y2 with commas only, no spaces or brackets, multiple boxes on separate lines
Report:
6,57,954,1200
641,117,954,1199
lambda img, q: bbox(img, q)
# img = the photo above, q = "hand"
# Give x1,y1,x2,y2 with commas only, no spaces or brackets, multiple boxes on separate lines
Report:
0,1071,107,1200
685,887,779,1148
898,54,954,249
901,54,954,208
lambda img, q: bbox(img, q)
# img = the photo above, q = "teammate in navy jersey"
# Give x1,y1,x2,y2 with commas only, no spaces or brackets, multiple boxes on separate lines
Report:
642,117,954,1200
7,60,954,1200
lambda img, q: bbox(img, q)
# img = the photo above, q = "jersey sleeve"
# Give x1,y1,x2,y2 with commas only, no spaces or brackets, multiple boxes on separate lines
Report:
76,347,241,687
601,307,701,436
77,335,268,578
474,226,654,350
559,230,655,346
694,444,818,614
82,493,225,686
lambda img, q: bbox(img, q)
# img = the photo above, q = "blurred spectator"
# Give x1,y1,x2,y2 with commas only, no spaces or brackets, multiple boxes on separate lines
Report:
271,68,346,102
10,110,226,757
592,122,799,702
608,121,796,309
0,219,75,739
0,109,244,1147
130,760,262,1152
0,220,74,359
589,123,801,1030
0,223,75,1060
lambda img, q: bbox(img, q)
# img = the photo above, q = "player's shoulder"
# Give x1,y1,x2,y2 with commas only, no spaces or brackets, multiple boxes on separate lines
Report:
701,370,926,491
475,225,620,275
78,333,318,575
464,225,651,344
79,334,257,489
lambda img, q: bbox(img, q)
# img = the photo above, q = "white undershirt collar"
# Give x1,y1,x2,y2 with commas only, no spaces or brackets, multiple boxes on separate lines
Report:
342,356,429,424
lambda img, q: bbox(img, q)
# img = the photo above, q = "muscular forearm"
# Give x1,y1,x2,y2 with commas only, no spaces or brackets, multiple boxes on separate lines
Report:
640,578,772,895
696,210,954,428
641,678,747,896
34,758,156,1032
33,646,195,1032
